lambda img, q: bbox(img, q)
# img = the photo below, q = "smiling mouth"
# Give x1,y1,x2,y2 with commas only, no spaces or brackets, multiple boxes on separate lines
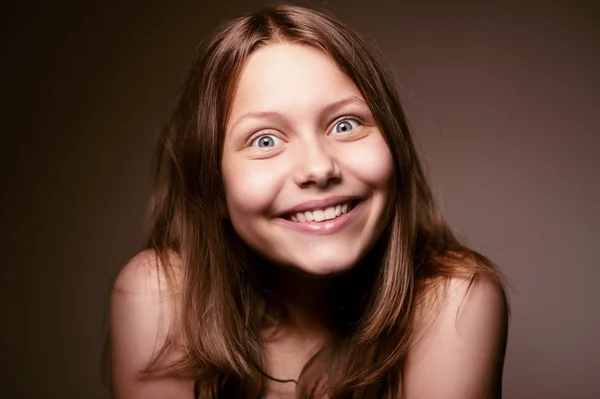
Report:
282,200,359,223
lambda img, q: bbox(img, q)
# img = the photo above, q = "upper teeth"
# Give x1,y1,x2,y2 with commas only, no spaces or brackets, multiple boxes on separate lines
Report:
290,202,350,223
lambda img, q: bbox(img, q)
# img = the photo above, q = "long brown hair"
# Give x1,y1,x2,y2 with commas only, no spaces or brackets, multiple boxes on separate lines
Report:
144,4,503,398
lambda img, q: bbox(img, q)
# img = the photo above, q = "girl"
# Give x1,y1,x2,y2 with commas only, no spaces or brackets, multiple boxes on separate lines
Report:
109,4,508,399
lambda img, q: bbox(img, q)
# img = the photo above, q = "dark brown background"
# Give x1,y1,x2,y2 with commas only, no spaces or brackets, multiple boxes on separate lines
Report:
2,1,598,398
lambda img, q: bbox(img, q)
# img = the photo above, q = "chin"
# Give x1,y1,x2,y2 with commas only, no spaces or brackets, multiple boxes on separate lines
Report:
289,254,360,277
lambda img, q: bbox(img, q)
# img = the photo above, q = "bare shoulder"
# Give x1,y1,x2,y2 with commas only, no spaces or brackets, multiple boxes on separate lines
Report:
404,271,508,399
113,249,183,295
441,272,508,329
110,249,194,399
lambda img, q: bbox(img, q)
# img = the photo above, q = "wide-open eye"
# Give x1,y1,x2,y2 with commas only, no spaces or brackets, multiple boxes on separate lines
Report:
250,134,283,148
330,118,360,135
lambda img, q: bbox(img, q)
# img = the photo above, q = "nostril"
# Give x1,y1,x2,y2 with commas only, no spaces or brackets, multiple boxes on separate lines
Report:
299,175,341,189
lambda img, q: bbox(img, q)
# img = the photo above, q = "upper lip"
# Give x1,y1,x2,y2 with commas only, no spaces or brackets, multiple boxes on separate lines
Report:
278,195,359,216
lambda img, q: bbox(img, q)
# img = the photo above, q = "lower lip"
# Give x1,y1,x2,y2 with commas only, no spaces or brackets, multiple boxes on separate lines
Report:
274,201,364,235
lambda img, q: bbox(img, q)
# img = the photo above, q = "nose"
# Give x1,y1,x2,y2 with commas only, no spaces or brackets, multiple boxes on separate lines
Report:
293,141,341,188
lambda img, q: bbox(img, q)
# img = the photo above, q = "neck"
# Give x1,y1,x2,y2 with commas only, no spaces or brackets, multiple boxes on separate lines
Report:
267,265,336,342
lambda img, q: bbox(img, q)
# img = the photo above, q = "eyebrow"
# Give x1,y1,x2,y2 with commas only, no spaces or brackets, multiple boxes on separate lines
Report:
227,95,368,132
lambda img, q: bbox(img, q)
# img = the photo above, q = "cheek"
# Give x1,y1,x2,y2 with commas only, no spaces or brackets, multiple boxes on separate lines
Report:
343,134,394,189
222,158,285,217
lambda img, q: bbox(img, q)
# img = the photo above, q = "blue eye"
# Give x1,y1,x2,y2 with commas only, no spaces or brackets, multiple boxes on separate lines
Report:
331,118,360,134
250,134,283,148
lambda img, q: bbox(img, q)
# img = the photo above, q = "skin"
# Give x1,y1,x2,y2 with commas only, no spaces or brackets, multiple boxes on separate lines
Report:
220,44,396,396
110,42,508,399
221,43,394,277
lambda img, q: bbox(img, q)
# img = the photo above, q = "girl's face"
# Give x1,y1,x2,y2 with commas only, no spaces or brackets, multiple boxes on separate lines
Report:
222,43,394,276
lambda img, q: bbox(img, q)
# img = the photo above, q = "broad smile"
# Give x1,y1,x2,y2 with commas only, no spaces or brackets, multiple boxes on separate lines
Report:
275,198,364,235
283,200,359,223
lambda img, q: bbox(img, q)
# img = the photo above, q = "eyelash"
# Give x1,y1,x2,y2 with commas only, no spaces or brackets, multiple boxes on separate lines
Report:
248,131,282,148
330,116,362,134
246,115,364,147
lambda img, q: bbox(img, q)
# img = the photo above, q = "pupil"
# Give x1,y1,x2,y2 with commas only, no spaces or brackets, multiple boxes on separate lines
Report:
260,137,273,147
337,121,351,132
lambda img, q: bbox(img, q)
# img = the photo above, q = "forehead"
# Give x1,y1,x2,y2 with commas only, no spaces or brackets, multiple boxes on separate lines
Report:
227,43,363,124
